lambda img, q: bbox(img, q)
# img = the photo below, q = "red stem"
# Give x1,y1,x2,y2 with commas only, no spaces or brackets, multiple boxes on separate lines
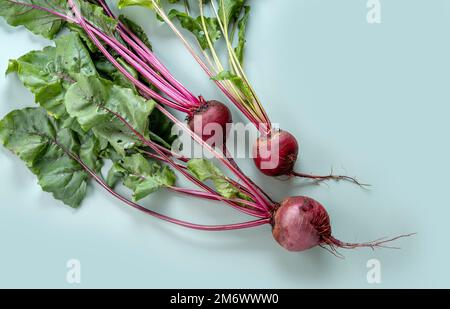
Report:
86,24,195,108
102,105,270,217
147,143,189,163
67,2,191,114
30,0,272,217
59,139,271,231
224,147,275,207
96,0,200,105
141,150,188,170
21,0,197,110
68,1,270,217
14,0,268,133
168,186,265,210
154,104,272,211
150,3,271,135
17,0,271,207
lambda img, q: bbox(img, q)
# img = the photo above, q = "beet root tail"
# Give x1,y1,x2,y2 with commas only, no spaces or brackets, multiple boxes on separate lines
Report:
320,233,417,258
291,171,370,188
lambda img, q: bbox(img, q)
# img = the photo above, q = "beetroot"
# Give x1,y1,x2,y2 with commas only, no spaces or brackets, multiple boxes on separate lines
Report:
272,196,326,251
272,196,412,253
188,100,233,146
253,131,365,186
253,130,299,177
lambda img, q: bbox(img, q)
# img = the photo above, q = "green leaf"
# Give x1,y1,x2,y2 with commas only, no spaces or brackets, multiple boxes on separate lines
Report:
6,59,18,75
108,153,176,201
64,75,155,156
168,10,221,50
6,32,97,118
118,0,157,9
100,144,124,162
187,159,241,199
54,32,98,80
94,54,138,91
66,24,99,53
119,15,153,50
61,116,85,135
65,1,118,43
0,107,93,208
217,0,245,26
77,0,118,36
106,161,127,188
78,130,106,172
234,5,250,65
148,108,176,148
0,0,67,39
7,47,63,117
212,70,252,100
0,0,117,39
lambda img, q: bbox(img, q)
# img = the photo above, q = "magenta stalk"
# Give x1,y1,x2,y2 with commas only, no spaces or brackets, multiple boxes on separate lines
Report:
59,140,271,231
168,186,266,210
86,25,194,108
103,105,271,217
67,1,272,211
96,0,200,105
149,2,272,135
18,1,272,205
154,104,272,210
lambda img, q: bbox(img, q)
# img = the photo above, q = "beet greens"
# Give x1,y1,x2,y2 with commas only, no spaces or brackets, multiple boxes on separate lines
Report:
1,0,361,184
0,0,410,253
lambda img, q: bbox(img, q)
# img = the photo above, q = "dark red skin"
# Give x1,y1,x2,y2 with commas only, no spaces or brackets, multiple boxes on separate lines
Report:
272,196,331,252
253,130,299,177
188,100,233,146
272,197,410,253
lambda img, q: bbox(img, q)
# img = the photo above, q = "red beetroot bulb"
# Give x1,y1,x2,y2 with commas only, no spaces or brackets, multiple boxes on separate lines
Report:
188,100,232,145
272,196,329,252
253,130,299,177
272,196,412,253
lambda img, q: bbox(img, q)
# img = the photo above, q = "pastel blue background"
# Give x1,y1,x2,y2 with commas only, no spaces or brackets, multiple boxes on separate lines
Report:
0,0,448,288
